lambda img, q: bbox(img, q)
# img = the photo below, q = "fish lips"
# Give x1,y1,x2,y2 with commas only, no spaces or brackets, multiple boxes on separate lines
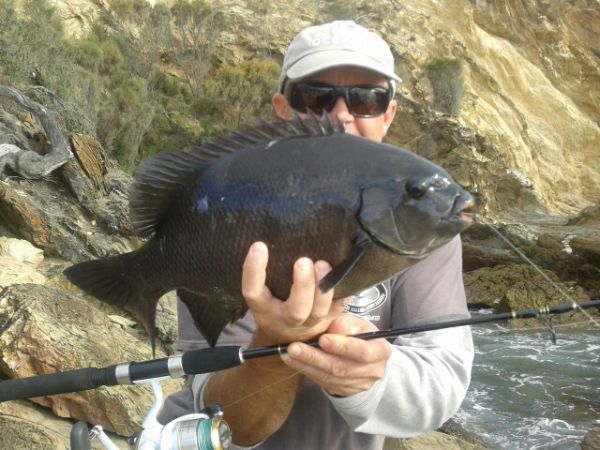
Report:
442,193,476,232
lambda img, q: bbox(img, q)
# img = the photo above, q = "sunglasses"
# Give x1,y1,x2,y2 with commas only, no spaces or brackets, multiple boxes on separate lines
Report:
285,82,392,118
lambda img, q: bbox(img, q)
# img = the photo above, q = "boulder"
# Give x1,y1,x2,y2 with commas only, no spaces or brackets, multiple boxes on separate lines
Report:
384,431,488,450
0,400,130,450
0,283,183,436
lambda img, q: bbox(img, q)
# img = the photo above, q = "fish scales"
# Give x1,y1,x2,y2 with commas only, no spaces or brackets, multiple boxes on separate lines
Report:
64,114,474,349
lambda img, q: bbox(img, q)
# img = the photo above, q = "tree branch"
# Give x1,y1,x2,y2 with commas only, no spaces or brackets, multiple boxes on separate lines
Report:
0,85,73,179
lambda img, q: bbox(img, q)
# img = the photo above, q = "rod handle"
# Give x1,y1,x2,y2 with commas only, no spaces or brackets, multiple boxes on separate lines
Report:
182,346,243,375
0,366,117,402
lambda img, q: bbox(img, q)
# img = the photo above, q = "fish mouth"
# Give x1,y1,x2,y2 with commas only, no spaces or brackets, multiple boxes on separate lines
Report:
445,194,476,231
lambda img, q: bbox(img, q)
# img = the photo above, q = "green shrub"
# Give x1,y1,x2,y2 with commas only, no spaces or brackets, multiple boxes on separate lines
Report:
69,39,104,74
98,76,156,168
0,0,285,171
202,59,280,129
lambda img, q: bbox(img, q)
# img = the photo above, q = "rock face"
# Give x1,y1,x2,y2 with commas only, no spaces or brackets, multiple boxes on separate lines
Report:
0,237,45,286
0,0,599,448
0,283,182,436
43,0,600,219
379,0,600,219
465,264,590,311
0,400,130,450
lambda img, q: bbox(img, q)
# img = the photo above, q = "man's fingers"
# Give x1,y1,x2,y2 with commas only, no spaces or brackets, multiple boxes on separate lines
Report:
241,242,273,310
284,257,317,323
241,247,344,342
282,342,387,395
318,334,392,363
308,261,335,320
317,315,392,363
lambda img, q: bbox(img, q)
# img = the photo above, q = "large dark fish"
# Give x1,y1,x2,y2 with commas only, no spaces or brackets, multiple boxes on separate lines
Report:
64,114,474,350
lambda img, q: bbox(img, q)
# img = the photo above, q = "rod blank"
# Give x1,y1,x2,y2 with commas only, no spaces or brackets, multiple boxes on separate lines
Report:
1,300,598,402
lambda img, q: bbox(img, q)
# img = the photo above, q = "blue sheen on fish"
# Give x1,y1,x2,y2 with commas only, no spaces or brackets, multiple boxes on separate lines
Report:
64,114,475,351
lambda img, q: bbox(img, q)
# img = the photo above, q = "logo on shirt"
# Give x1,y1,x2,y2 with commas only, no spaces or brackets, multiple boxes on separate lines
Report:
345,283,388,315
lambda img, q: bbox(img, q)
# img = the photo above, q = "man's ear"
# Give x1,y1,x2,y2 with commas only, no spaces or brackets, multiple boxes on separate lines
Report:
272,93,294,119
382,99,398,136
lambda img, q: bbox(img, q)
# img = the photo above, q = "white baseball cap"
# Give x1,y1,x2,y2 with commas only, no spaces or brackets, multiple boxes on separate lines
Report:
278,20,401,92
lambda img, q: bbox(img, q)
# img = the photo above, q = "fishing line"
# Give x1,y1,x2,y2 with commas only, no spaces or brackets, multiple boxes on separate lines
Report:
485,223,600,329
221,368,305,410
220,220,600,409
3,301,597,403
469,318,598,336
4,223,599,407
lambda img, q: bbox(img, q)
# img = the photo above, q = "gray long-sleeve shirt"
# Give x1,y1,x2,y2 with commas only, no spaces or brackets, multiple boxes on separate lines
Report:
159,236,474,450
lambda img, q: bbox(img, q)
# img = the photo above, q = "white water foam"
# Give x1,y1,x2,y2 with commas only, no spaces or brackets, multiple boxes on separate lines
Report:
456,322,599,449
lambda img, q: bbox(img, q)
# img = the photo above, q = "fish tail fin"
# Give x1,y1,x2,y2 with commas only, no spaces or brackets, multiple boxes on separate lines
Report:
64,253,161,355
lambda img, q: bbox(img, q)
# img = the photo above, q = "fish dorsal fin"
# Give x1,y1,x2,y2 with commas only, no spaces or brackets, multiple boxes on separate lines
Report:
190,112,344,159
130,151,208,237
130,113,345,238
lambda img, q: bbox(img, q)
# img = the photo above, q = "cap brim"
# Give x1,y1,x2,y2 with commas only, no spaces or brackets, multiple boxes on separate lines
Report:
286,50,402,83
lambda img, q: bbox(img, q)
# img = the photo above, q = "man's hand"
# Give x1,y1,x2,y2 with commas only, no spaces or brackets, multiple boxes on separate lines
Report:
242,241,348,344
281,314,392,397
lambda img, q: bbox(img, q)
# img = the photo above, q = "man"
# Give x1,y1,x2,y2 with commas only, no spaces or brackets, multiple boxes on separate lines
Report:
159,20,474,450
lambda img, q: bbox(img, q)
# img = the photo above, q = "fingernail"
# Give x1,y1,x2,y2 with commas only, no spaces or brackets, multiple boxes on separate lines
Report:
252,242,266,255
287,344,301,358
343,297,353,307
296,258,311,273
320,336,332,349
281,354,292,365
315,261,331,277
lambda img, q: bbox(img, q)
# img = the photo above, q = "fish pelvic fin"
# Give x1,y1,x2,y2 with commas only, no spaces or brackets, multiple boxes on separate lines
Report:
178,290,247,347
64,254,162,355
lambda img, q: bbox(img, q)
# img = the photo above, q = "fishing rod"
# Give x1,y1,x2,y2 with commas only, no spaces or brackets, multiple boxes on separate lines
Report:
1,299,598,403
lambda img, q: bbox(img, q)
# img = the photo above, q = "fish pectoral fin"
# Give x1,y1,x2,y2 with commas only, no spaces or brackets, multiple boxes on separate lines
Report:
178,290,247,347
318,238,372,294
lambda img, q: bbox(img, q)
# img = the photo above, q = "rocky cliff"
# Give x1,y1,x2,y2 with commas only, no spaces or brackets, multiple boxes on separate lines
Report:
0,0,599,448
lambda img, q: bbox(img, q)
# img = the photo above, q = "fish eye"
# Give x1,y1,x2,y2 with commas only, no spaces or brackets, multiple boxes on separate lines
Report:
405,180,427,199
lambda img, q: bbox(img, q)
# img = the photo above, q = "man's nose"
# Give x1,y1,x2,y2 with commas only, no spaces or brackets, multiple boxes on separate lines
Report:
329,96,353,122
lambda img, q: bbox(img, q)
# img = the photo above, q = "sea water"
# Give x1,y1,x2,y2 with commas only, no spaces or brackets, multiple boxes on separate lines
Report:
456,316,599,449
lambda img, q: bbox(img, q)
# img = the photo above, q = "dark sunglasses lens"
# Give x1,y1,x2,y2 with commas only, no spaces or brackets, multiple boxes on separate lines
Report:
289,85,335,114
348,87,389,116
289,84,390,117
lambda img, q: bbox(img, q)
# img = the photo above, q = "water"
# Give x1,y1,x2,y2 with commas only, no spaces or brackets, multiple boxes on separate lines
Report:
456,317,600,449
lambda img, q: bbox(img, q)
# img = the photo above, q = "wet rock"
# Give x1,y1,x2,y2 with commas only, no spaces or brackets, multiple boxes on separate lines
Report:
462,216,600,299
465,264,589,310
464,264,592,327
384,431,489,450
385,419,491,450
582,424,600,450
